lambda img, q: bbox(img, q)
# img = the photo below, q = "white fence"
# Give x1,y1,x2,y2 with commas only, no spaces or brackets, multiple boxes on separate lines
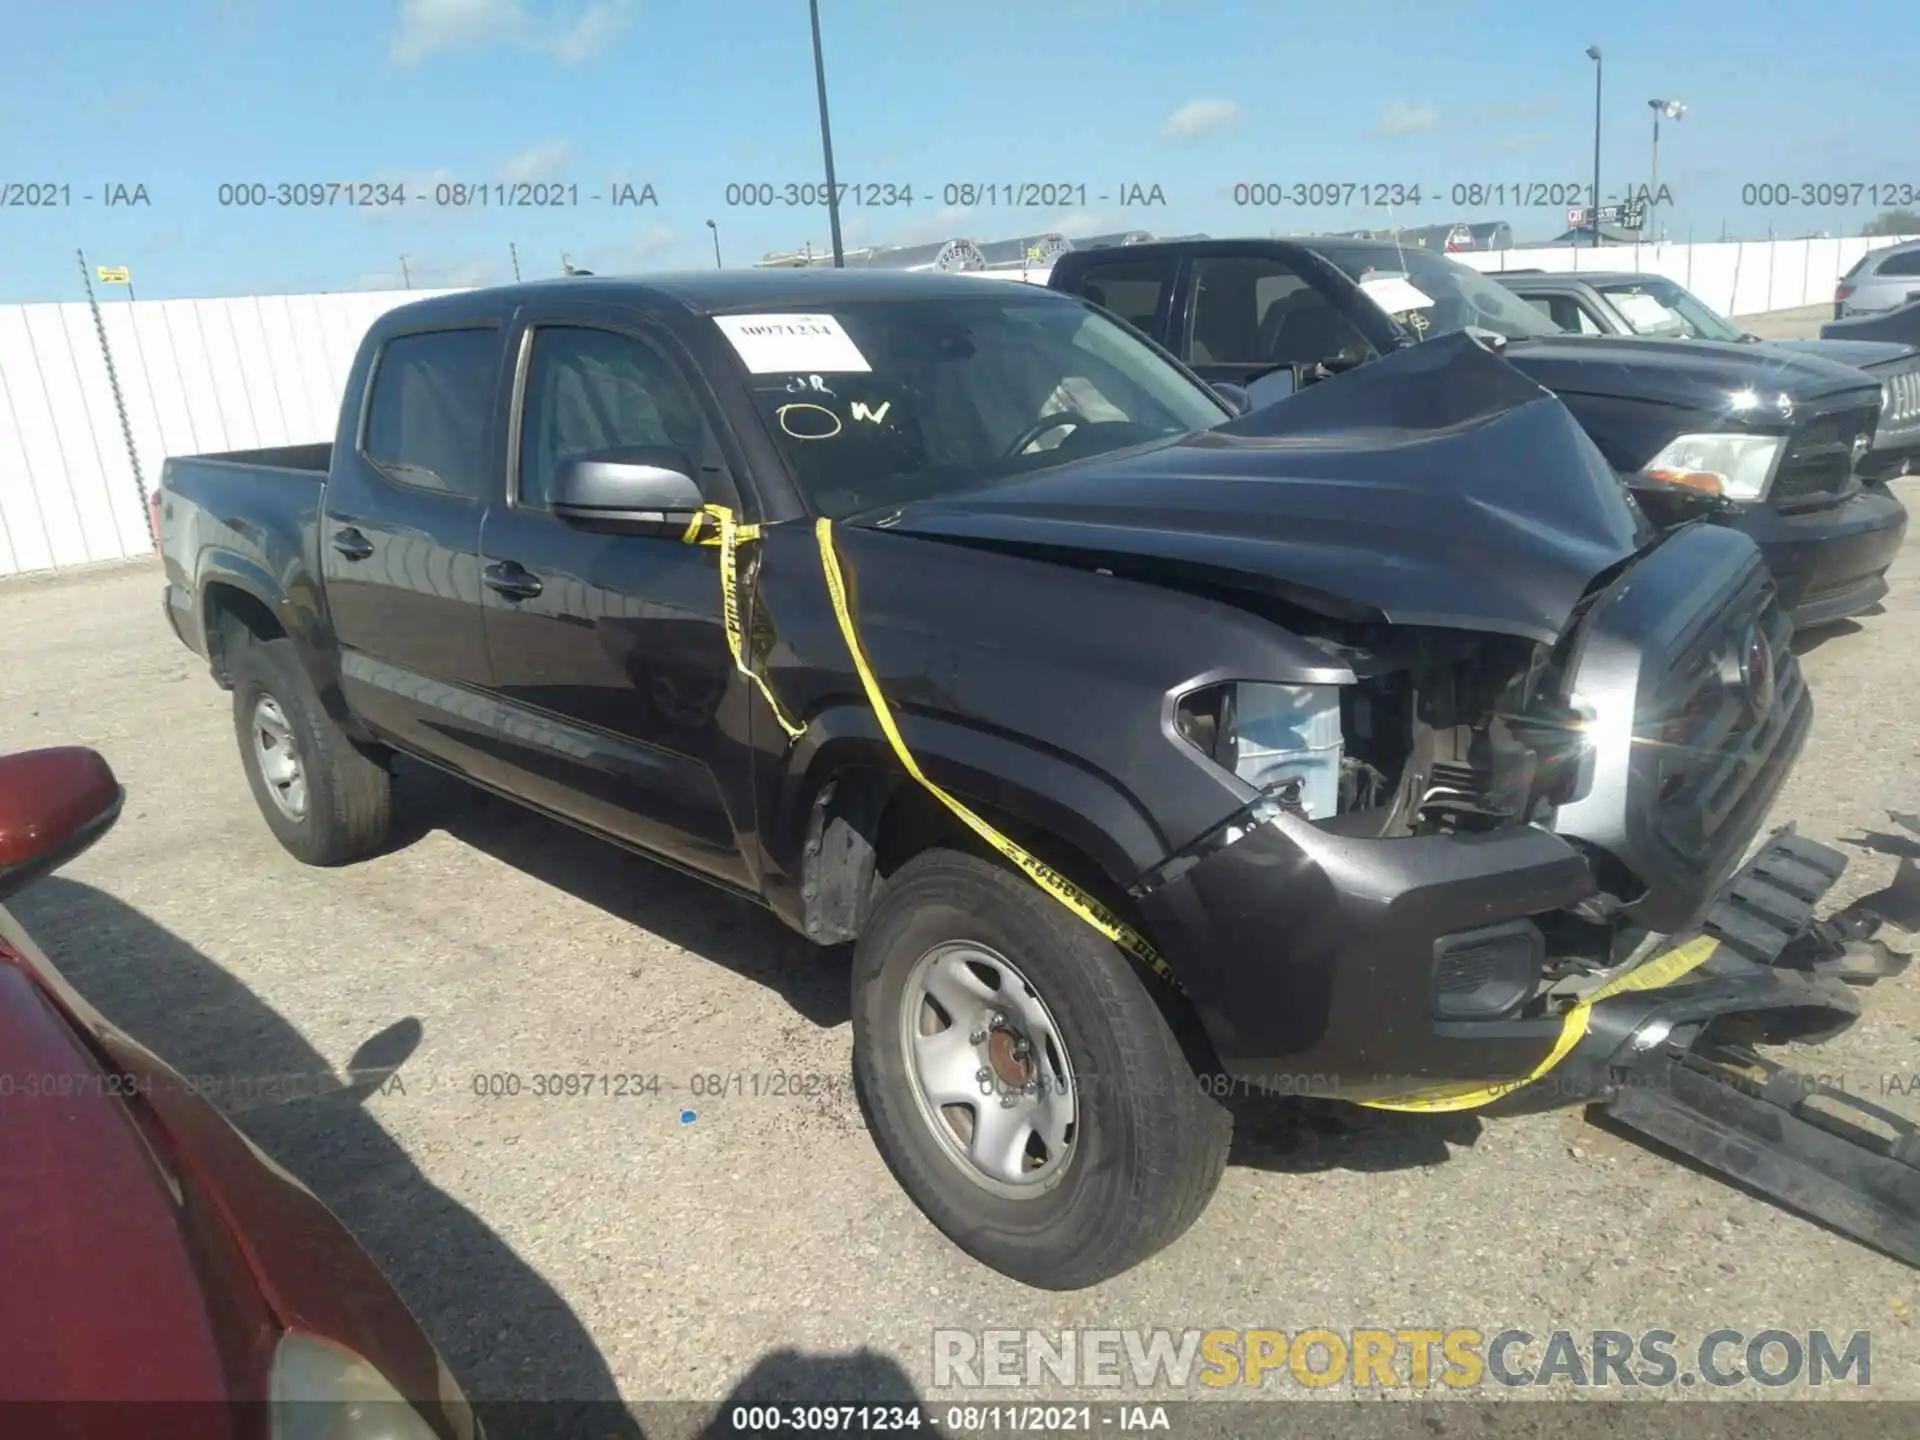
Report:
1450,234,1914,319
1,234,1914,577
0,289,456,577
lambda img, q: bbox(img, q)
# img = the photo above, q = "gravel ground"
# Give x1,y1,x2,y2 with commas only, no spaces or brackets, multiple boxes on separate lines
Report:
2,482,1918,1428
1731,303,1833,339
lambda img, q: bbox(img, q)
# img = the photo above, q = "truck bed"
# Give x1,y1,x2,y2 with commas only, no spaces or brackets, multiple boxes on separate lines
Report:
158,444,334,668
167,441,333,475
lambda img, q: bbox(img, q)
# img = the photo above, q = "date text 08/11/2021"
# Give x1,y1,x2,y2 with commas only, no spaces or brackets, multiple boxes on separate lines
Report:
721,182,1168,209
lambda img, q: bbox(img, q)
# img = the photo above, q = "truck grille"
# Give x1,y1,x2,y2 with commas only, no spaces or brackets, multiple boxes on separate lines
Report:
1648,580,1804,865
1769,402,1876,509
1866,358,1920,442
1551,525,1811,933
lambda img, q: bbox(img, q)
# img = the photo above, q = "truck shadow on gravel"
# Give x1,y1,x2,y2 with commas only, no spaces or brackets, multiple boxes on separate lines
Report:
379,757,852,1031
10,876,646,1440
1789,616,1868,656
1221,1092,1483,1174
383,759,1481,1180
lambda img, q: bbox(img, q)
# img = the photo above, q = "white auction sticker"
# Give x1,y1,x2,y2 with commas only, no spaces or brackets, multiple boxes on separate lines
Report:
1357,274,1436,314
713,313,871,374
1612,291,1679,331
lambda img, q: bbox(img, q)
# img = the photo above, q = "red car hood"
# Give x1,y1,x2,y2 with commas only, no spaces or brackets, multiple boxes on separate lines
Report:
0,908,471,1437
0,960,241,1403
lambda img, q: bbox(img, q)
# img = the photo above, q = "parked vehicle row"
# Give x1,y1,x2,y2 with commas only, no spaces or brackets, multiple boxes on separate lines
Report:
1043,237,1910,630
149,267,1919,1292
1491,268,1920,483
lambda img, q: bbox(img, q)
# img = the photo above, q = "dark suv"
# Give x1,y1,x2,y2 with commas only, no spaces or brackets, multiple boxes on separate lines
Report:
1051,237,1909,629
1496,268,1920,482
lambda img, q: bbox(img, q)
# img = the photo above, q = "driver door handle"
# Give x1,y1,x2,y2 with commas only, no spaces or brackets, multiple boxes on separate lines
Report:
331,526,374,561
483,561,544,601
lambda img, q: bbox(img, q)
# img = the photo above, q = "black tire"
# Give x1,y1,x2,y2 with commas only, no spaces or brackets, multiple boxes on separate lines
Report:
229,633,391,865
851,849,1231,1289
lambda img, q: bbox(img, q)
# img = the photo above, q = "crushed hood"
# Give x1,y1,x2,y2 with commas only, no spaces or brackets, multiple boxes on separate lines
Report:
863,332,1647,645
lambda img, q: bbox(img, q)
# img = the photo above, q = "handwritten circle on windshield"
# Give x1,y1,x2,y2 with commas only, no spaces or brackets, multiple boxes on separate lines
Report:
777,402,843,441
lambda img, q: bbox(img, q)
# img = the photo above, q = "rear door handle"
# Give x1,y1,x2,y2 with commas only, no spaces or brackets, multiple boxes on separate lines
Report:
483,561,544,600
331,527,374,561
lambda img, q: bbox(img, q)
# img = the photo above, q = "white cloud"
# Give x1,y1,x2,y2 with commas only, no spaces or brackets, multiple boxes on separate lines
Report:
1371,101,1441,137
391,0,522,65
390,0,631,67
550,1,631,63
1494,130,1554,153
496,139,575,181
1160,98,1242,144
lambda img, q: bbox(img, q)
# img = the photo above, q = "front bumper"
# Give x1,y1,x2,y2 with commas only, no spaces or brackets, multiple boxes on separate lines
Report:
1136,812,1874,1107
1734,482,1908,628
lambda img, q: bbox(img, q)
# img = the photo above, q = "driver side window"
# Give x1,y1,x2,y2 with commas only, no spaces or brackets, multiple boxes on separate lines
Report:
517,325,715,508
1188,256,1372,370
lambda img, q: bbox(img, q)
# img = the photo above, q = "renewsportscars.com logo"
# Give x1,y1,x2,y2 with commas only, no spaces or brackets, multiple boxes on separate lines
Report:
932,1328,1873,1391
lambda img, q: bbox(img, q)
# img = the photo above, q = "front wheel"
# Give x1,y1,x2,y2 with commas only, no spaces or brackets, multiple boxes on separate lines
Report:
851,849,1230,1289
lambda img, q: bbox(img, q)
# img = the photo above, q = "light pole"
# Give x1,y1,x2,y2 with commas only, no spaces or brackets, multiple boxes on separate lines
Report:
706,218,722,269
1585,45,1603,248
1647,99,1684,242
808,0,845,267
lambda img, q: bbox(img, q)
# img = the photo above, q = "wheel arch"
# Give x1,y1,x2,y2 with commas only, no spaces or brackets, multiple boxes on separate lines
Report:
197,560,360,735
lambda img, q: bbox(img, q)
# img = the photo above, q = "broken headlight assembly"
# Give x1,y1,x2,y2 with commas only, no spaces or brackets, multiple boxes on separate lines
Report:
1174,682,1344,819
1641,432,1785,501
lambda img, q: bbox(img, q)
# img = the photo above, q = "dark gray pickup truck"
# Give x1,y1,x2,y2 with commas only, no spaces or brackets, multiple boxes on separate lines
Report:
157,270,1918,1287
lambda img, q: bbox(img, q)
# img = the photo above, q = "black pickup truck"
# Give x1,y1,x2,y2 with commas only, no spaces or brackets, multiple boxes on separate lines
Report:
1047,238,1910,630
1489,267,1920,483
157,271,1917,1287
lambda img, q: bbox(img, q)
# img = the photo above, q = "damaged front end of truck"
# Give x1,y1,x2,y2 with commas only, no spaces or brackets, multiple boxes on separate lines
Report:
855,332,1919,1267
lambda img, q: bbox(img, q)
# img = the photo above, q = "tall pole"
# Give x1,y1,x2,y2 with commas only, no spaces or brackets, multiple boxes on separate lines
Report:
706,218,723,268
808,0,846,267
77,249,151,545
1586,46,1603,248
399,253,413,289
1650,109,1660,241
510,242,522,282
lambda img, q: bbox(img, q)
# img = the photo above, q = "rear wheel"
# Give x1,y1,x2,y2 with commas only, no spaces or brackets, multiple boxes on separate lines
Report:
229,634,391,865
851,849,1230,1289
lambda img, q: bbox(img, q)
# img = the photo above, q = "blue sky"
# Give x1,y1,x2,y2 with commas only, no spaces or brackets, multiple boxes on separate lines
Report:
2,0,1912,302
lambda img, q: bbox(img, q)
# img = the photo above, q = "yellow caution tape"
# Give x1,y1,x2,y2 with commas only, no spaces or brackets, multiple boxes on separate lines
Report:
1356,933,1721,1113
813,516,1182,991
689,502,1723,1110
682,503,805,740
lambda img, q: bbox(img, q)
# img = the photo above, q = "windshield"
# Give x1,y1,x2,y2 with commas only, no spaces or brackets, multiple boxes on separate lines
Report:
1311,243,1563,342
721,296,1229,519
1595,276,1744,341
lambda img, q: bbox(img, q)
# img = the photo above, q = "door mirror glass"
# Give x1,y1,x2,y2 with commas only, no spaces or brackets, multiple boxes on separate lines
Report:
549,446,704,531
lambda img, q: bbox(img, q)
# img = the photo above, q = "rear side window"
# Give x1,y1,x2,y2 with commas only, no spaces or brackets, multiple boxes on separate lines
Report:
362,328,500,496
1876,248,1920,277
1063,258,1174,335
